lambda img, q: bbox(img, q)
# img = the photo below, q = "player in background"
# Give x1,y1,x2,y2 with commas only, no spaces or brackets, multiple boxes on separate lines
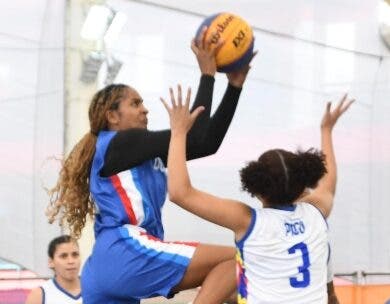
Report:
25,235,81,304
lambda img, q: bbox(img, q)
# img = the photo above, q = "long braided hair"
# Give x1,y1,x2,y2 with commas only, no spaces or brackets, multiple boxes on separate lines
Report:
47,84,128,238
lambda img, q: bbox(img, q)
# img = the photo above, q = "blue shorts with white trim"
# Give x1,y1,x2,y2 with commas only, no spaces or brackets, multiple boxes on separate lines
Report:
81,225,197,304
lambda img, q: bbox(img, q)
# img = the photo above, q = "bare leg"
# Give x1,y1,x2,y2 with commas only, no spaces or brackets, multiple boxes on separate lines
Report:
327,281,339,304
193,259,236,304
172,244,236,303
225,292,238,304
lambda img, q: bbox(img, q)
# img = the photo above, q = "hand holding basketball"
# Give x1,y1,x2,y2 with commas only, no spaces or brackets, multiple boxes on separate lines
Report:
226,50,257,88
195,12,255,73
191,26,223,76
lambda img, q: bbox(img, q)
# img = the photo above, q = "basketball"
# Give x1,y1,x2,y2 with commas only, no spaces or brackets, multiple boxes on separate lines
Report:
195,12,254,73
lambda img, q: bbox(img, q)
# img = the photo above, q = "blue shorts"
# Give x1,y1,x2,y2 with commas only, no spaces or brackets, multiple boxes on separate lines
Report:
81,225,197,304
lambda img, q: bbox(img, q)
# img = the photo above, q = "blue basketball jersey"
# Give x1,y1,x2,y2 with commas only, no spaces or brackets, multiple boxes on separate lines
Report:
90,131,167,238
82,131,196,303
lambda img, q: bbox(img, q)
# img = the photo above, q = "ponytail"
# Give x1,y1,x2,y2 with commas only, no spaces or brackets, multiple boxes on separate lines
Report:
47,132,97,238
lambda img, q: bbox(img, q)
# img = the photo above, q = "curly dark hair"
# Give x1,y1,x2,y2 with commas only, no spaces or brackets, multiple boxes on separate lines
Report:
240,148,327,206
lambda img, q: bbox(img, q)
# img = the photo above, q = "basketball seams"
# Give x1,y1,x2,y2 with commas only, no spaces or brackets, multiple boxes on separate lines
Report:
196,12,254,72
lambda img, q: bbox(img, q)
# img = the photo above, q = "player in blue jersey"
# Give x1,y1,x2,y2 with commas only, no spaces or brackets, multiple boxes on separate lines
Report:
48,27,255,304
164,92,354,303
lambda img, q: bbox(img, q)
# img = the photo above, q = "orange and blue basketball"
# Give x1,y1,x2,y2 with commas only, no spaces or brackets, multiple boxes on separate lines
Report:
195,12,254,73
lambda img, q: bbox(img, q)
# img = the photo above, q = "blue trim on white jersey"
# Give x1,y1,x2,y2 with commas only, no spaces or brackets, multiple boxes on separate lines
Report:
52,278,81,300
270,204,297,211
307,203,329,229
327,243,331,264
235,209,254,302
236,208,256,247
40,286,45,304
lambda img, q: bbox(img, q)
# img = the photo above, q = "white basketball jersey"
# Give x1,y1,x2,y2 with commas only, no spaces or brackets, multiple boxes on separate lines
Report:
236,203,328,304
41,279,82,304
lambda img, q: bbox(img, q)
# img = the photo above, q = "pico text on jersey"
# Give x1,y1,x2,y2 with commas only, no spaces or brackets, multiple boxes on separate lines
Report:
285,220,305,236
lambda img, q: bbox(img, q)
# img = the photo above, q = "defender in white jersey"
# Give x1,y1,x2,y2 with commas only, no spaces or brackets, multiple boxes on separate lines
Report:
236,204,328,303
25,235,82,304
164,93,354,303
39,279,82,304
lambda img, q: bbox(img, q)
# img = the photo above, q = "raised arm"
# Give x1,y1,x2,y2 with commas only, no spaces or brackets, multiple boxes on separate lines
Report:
102,29,221,175
162,87,252,237
303,94,354,217
103,31,255,175
186,52,257,159
186,27,220,143
101,80,214,176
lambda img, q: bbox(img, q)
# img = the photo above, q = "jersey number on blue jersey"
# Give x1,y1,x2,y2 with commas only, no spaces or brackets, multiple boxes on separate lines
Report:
288,242,311,288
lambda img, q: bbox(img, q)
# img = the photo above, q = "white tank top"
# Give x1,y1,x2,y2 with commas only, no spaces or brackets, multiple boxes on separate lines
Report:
40,279,82,304
236,203,328,303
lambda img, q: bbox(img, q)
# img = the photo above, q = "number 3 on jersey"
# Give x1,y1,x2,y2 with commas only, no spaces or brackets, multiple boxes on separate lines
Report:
288,242,311,288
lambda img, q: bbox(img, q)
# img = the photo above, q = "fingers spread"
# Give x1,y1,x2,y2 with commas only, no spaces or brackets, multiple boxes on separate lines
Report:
160,97,170,113
213,38,224,55
177,84,182,107
326,102,332,114
341,98,355,114
191,39,198,55
169,87,176,108
335,93,348,112
190,106,205,121
185,87,191,108
198,26,207,49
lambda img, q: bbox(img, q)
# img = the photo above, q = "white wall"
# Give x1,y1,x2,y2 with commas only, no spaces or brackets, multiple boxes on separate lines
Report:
0,0,64,275
0,0,389,278
105,0,390,275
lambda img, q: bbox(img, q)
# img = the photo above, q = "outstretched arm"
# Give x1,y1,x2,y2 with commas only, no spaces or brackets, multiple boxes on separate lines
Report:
102,28,220,175
103,30,255,174
162,87,252,237
303,94,354,217
186,52,257,159
187,27,220,142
